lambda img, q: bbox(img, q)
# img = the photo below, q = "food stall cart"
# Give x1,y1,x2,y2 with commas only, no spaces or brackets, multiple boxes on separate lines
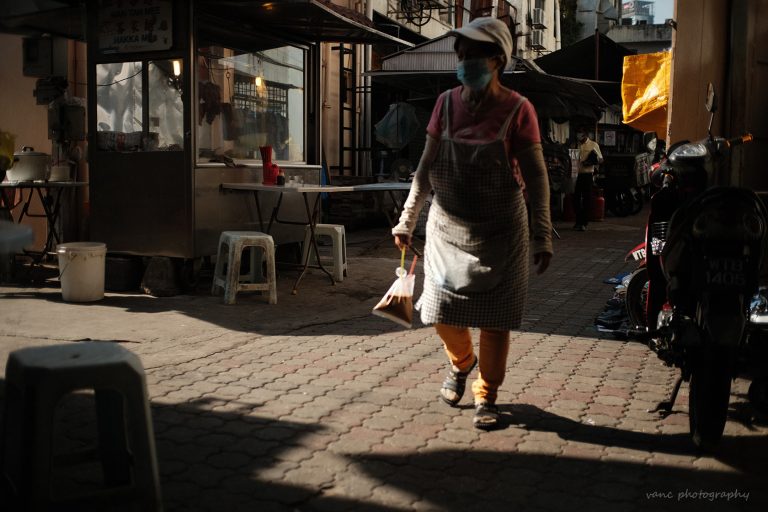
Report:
84,0,409,260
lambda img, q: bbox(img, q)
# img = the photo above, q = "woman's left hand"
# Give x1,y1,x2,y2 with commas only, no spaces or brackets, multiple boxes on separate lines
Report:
394,234,412,251
533,252,552,275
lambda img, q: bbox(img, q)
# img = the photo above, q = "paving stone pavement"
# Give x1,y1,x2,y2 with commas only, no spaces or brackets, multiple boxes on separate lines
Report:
1,208,767,511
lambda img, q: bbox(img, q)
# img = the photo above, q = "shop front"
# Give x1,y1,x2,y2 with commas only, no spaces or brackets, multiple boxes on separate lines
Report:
1,0,409,261
83,0,409,259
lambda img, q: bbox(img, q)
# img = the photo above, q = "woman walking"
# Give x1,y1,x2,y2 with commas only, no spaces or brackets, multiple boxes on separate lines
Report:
392,17,553,429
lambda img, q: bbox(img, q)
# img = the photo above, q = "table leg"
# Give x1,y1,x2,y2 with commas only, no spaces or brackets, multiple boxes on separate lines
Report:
15,190,46,264
291,192,334,295
252,191,265,232
36,187,64,254
17,189,34,223
0,189,15,222
267,193,283,234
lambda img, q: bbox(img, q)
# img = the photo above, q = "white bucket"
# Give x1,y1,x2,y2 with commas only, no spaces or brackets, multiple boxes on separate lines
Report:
57,242,107,302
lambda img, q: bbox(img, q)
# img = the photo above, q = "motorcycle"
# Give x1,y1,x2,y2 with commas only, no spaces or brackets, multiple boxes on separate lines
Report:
622,140,677,333
626,83,768,449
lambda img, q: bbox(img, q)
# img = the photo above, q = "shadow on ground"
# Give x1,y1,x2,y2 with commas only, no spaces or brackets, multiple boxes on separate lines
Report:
1,390,765,512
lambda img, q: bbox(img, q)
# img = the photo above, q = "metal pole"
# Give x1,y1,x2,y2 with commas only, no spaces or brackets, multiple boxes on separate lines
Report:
594,26,600,139
363,0,373,176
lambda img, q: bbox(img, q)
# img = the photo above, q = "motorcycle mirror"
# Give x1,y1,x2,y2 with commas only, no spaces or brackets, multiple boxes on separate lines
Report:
705,82,717,113
643,131,657,151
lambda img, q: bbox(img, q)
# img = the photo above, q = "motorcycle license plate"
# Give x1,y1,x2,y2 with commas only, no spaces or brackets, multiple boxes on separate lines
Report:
705,257,746,287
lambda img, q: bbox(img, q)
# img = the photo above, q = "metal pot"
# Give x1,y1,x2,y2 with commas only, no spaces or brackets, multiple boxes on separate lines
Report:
49,164,71,182
8,146,50,181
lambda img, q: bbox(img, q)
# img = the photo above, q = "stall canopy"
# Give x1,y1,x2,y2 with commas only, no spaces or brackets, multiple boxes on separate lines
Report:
197,0,412,46
0,0,84,40
535,32,635,105
0,0,412,46
367,35,607,120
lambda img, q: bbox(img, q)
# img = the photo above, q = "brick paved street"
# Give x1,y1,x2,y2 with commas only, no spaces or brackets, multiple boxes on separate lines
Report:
1,210,767,511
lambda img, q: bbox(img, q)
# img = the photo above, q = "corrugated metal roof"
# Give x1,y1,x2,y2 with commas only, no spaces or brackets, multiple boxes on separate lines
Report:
381,34,533,73
382,34,457,71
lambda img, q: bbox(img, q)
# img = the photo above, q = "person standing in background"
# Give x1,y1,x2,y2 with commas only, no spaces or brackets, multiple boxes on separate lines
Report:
573,127,603,231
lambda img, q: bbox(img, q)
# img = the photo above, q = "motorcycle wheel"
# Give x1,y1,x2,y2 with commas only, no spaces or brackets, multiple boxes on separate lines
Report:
608,189,635,217
625,267,648,330
689,348,733,451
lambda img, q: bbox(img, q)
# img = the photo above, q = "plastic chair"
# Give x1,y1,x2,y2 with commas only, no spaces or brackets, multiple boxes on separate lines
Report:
301,224,347,282
0,342,162,511
212,231,277,304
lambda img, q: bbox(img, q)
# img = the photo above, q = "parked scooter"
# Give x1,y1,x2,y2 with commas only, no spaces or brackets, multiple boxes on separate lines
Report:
622,139,678,332
623,139,679,332
626,83,768,450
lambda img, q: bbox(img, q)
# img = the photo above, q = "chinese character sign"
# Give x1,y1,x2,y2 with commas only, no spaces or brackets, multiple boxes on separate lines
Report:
98,0,173,53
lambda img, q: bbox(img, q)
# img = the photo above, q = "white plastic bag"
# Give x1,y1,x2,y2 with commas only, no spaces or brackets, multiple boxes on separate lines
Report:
372,249,418,328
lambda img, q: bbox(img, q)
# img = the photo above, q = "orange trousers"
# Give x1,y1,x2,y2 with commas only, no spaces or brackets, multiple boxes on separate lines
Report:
435,323,510,404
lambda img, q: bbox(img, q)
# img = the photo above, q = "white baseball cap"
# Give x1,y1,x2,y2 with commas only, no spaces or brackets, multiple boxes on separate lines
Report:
450,17,514,68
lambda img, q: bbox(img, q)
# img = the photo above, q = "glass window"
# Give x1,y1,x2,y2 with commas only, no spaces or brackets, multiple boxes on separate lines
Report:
96,61,143,138
196,45,305,163
148,60,184,150
95,60,184,151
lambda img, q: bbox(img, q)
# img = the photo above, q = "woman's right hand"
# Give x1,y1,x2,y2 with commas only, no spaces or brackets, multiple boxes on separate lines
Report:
394,234,412,250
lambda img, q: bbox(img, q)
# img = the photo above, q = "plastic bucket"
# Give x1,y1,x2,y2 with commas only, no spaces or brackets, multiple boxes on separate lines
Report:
57,242,107,302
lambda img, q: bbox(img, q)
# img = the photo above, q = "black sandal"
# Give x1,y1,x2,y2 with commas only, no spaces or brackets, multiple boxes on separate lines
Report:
439,356,477,407
473,402,500,430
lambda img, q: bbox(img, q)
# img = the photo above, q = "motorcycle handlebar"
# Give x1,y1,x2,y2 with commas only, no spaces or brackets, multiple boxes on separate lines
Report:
656,134,752,184
727,133,753,147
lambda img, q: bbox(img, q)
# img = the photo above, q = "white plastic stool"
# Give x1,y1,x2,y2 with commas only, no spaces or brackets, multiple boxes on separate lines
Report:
302,224,347,282
1,342,162,511
212,231,277,304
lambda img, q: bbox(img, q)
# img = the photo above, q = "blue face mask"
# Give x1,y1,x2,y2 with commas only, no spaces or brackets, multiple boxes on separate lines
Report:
457,58,493,91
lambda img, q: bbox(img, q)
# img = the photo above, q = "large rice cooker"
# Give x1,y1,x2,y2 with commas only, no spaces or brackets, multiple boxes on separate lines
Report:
8,146,50,181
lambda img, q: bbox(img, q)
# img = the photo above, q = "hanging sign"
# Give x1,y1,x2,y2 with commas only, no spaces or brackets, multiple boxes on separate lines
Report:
98,0,173,53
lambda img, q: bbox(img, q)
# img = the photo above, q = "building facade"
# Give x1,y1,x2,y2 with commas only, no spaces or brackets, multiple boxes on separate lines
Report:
323,0,562,176
606,23,672,53
621,0,655,24
574,0,621,40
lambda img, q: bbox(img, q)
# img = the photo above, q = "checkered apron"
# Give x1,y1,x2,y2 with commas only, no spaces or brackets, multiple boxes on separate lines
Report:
417,91,530,330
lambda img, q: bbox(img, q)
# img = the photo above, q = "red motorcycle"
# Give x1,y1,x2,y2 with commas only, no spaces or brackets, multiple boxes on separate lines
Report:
623,147,675,333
